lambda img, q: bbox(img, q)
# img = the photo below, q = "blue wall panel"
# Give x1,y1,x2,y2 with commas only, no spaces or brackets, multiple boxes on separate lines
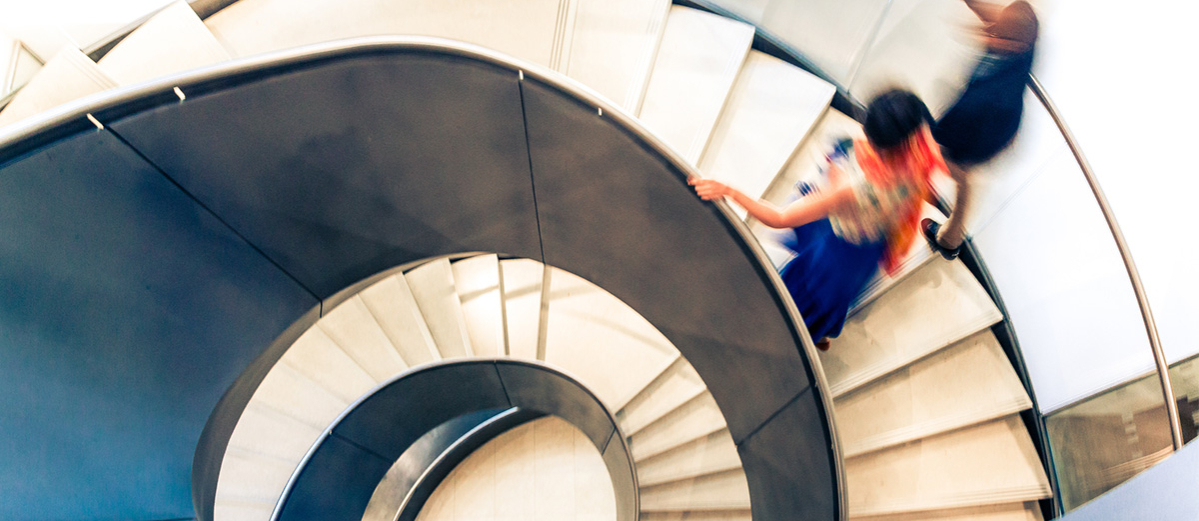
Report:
0,129,316,520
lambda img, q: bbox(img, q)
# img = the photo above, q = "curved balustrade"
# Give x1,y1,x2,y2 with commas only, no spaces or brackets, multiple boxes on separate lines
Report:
0,38,840,520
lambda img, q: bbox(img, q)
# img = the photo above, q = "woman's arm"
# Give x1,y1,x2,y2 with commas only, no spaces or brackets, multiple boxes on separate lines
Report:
690,178,856,229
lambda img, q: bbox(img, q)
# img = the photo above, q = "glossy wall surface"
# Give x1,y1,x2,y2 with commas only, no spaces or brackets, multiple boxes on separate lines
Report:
0,40,838,521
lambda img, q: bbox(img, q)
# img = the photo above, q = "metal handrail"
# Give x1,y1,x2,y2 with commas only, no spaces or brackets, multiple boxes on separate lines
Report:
1027,74,1183,451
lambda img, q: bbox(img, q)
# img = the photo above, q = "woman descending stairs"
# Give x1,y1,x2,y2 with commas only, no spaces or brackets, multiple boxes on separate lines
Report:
218,254,751,521
2,1,1054,519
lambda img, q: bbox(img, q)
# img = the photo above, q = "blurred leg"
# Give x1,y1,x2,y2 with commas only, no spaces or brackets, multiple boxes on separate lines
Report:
937,160,971,249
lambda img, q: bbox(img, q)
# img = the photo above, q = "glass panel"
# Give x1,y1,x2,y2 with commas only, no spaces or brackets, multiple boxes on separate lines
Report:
1046,373,1172,512
1168,355,1199,445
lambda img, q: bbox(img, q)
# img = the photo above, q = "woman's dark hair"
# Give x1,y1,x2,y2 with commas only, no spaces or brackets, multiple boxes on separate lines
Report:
863,89,933,151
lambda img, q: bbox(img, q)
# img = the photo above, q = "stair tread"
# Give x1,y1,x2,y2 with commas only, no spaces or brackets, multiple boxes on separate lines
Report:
206,0,564,66
849,501,1045,520
359,274,441,366
618,357,708,436
836,329,1033,457
640,468,751,511
639,5,755,164
96,1,230,85
0,47,117,127
636,428,742,487
319,295,409,381
820,259,1002,397
846,416,1052,516
561,0,671,112
406,258,474,358
630,390,726,462
452,254,505,358
698,50,836,215
278,326,377,404
543,266,679,410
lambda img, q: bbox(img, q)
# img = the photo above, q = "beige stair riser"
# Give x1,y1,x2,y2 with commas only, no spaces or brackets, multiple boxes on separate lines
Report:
452,254,506,358
639,468,751,511
635,428,742,487
618,356,708,436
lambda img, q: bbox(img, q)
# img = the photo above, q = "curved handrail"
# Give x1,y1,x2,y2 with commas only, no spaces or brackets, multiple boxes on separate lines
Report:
1026,75,1183,451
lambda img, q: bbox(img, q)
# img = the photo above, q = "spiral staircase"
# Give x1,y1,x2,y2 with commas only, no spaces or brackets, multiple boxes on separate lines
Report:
0,0,1053,520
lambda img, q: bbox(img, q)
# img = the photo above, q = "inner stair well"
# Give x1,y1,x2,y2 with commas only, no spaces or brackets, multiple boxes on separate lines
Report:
0,0,1056,520
219,255,750,521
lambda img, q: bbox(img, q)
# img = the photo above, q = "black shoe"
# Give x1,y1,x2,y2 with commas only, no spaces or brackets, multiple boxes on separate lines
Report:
921,218,961,260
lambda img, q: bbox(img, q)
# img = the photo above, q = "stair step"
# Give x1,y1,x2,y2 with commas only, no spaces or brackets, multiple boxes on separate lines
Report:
215,447,297,507
0,47,117,127
543,266,678,410
499,258,544,360
820,259,1002,397
247,363,349,429
846,416,1052,517
638,5,754,163
206,0,564,67
836,329,1032,457
640,468,751,511
618,357,707,436
636,428,742,487
96,0,230,85
359,274,441,366
640,511,752,521
851,501,1044,521
698,50,836,212
278,327,377,403
560,0,671,113
213,499,275,521
452,254,505,358
318,295,409,381
630,390,726,462
406,258,474,358
227,403,324,462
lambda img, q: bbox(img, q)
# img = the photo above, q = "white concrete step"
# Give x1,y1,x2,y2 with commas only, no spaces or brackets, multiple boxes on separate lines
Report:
0,47,116,127
819,259,1002,397
559,0,671,113
640,468,751,512
543,266,679,410
95,1,230,85
318,295,409,381
206,0,566,68
499,258,544,360
406,258,474,358
846,415,1052,517
451,254,505,358
359,273,441,366
640,512,752,521
638,5,754,164
277,326,377,403
698,50,836,213
636,428,741,487
855,501,1044,521
617,356,707,436
835,329,1032,457
225,402,324,465
629,390,726,462
216,448,299,515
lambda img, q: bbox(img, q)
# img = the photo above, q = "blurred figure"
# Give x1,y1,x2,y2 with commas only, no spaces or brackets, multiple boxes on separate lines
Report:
692,89,946,350
923,0,1039,259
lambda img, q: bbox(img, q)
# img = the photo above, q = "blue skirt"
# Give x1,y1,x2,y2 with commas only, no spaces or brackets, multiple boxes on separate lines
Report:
779,219,886,340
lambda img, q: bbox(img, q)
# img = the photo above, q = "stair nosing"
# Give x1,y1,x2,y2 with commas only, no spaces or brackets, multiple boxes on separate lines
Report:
842,398,1033,458
830,311,1003,398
